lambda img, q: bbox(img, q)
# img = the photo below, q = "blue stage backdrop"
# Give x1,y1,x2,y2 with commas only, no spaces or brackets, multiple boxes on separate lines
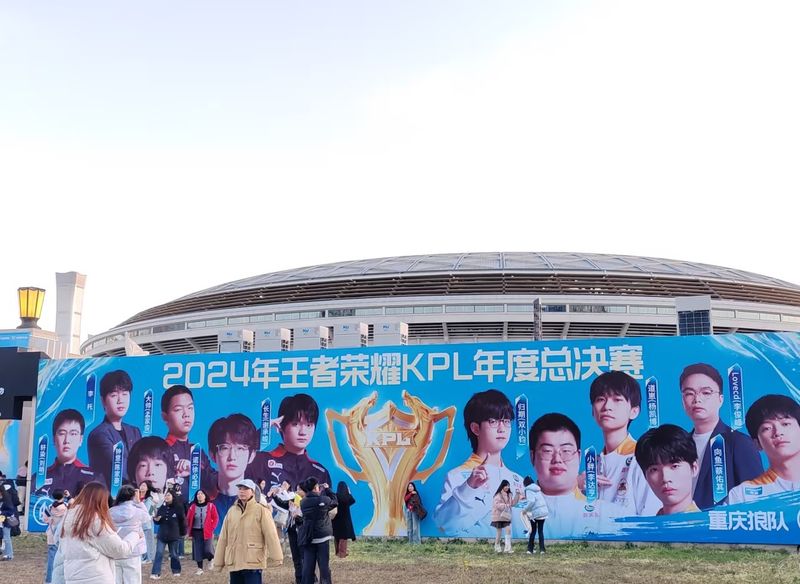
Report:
26,332,800,544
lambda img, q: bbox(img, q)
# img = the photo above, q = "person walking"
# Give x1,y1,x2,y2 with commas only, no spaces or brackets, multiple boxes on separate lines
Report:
522,477,549,554
151,489,186,579
110,484,151,584
57,481,142,584
212,478,283,584
298,478,337,584
403,482,425,545
491,479,520,553
186,489,219,575
331,481,355,558
272,482,306,584
139,481,159,563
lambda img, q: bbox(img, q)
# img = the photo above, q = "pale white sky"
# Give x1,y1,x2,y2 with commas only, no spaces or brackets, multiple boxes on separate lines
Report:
1,1,798,343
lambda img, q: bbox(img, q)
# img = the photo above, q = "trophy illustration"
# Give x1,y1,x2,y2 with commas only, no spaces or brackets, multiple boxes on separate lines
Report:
326,390,456,536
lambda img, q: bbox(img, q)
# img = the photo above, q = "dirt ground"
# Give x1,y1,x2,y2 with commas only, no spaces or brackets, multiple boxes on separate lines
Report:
3,533,800,584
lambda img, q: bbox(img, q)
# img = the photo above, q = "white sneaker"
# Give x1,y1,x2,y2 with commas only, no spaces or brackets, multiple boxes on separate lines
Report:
526,550,532,555
172,574,181,578
150,576,161,580
494,543,502,553
195,569,204,575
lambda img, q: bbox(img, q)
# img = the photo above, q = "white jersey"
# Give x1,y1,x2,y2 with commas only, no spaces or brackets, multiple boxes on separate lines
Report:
434,453,526,537
597,434,660,516
542,487,626,539
727,469,800,504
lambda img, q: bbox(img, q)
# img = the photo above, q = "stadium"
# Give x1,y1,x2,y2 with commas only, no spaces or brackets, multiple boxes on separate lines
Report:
81,252,800,357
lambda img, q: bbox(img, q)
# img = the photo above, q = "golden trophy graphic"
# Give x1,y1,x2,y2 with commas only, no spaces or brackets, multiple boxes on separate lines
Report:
326,390,456,536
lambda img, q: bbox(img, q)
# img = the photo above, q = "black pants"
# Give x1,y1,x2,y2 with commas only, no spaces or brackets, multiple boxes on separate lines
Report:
288,527,303,584
527,519,546,552
229,569,262,584
302,540,331,584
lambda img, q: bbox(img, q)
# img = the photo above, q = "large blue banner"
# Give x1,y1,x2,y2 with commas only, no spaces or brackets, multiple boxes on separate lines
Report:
26,332,800,544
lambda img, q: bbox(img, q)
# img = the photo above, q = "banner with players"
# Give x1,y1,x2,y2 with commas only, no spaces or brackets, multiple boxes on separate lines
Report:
26,332,800,545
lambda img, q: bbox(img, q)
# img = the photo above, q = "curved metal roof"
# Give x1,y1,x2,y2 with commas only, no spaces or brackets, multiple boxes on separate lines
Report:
186,252,798,297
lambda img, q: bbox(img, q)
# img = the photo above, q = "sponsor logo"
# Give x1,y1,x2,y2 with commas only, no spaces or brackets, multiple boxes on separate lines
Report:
267,460,283,469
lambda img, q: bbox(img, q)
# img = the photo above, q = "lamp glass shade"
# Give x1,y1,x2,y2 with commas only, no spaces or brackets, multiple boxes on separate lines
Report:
18,287,46,320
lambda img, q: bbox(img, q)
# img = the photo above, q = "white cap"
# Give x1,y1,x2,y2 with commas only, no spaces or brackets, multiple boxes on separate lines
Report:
236,479,257,491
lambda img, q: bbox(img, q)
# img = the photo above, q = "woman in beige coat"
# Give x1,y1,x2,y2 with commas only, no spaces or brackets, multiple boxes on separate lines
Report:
212,479,283,584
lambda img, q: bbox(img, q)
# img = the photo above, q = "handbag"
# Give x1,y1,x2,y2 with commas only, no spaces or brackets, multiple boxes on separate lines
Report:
415,503,428,521
4,514,20,528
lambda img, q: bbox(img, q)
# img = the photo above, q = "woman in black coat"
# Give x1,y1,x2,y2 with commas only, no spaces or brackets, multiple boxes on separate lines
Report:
331,481,356,558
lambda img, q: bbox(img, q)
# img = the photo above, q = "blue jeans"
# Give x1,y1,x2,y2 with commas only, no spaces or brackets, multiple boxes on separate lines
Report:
142,527,155,561
152,540,181,575
405,508,421,544
2,526,12,558
45,544,58,582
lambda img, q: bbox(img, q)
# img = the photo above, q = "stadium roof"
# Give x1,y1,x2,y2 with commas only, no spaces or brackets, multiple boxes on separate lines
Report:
120,252,800,326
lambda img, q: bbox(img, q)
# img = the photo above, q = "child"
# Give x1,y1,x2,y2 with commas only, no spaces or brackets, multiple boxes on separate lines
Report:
246,393,331,490
491,479,520,553
727,394,800,504
44,489,67,583
634,424,700,515
435,389,525,537
588,371,659,516
522,476,548,554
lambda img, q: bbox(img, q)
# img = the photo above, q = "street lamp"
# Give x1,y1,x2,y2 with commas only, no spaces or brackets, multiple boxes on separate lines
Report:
18,287,45,329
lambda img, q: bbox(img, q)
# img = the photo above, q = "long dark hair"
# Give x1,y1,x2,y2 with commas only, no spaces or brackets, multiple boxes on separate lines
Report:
193,489,208,506
139,480,155,500
114,484,138,506
495,479,510,496
336,481,349,498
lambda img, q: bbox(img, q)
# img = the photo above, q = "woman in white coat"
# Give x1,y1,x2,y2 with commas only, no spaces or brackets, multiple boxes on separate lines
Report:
57,481,142,584
110,484,152,584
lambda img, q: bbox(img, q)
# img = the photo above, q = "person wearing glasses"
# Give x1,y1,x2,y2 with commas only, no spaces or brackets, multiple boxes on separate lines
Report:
678,363,762,509
205,414,258,522
32,409,103,497
435,389,525,537
529,412,624,539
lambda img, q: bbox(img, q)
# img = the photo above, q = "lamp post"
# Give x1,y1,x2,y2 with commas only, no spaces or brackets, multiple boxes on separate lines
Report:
17,287,45,329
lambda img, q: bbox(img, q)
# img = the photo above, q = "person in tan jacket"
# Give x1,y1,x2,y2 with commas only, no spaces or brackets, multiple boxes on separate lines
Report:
212,478,283,584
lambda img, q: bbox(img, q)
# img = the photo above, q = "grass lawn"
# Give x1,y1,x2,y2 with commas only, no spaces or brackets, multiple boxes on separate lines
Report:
3,534,799,583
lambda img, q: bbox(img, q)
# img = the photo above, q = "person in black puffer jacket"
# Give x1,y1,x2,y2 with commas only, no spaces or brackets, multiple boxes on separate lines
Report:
151,490,186,579
298,478,337,584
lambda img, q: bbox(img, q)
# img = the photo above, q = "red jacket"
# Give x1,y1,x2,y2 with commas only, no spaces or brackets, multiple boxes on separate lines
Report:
186,502,219,540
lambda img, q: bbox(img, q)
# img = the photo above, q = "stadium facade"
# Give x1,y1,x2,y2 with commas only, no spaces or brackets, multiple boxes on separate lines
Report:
81,252,800,357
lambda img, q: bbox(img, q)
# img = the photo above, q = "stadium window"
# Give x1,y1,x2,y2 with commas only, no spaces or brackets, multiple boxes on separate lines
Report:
782,314,800,323
228,316,250,324
474,305,504,313
276,312,300,321
153,323,186,333
386,306,414,315
354,307,383,316
737,310,759,320
656,307,676,315
446,305,475,313
760,312,780,321
414,306,443,314
712,309,735,319
187,320,206,329
630,306,658,315
250,314,274,322
542,304,566,313
507,305,534,312
300,311,324,319
327,308,356,317
206,318,227,327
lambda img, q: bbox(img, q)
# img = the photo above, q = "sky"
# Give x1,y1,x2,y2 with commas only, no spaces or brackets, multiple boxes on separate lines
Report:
1,1,799,344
